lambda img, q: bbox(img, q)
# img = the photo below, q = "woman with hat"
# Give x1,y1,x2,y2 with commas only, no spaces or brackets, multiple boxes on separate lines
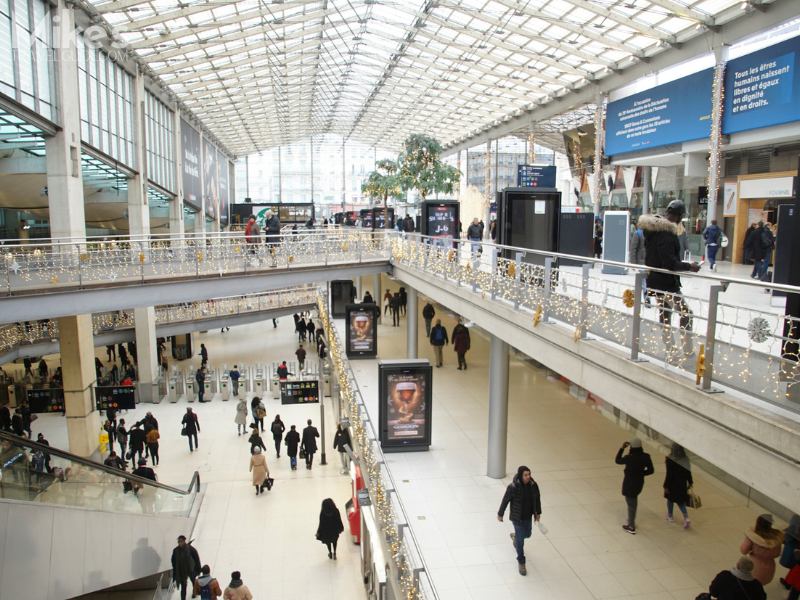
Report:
740,513,784,585
248,447,269,496
663,443,693,529
708,555,766,600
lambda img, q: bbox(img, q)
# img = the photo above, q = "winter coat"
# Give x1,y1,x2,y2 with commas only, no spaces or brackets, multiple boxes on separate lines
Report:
466,223,482,240
182,412,199,434
422,304,435,321
703,224,722,246
234,400,248,426
709,569,766,600
249,453,269,486
285,429,300,457
248,432,266,454
333,428,351,453
739,528,784,585
296,348,307,362
780,515,800,569
270,419,285,441
302,425,319,454
129,428,146,451
629,228,646,264
317,507,345,544
452,325,471,354
264,215,280,236
223,581,253,600
662,457,693,504
171,544,200,581
498,473,542,523
429,324,448,347
145,429,160,445
615,446,654,497
193,575,222,599
638,214,692,294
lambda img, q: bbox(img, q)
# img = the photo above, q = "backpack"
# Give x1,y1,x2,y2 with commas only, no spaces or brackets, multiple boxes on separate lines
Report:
432,327,444,344
256,406,267,419
198,578,215,600
271,421,282,435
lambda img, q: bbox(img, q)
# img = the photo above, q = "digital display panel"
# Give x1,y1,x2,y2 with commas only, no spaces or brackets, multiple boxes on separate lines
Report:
280,380,320,405
95,386,136,411
422,201,459,240
378,360,433,451
346,304,378,358
27,388,64,414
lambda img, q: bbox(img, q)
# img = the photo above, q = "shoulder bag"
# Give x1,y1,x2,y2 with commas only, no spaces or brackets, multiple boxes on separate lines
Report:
687,487,702,509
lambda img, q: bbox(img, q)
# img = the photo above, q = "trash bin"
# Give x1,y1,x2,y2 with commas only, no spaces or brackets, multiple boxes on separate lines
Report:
254,368,264,395
168,378,178,403
186,379,195,402
220,377,230,401
272,377,281,399
203,379,212,401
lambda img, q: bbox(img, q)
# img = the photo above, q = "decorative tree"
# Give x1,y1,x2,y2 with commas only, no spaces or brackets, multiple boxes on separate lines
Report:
361,159,402,229
398,134,461,202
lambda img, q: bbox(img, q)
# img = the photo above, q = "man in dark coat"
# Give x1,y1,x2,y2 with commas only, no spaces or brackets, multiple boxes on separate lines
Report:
390,293,401,326
422,302,435,337
451,319,471,370
285,425,301,470
750,222,774,280
171,535,201,600
637,200,700,357
182,407,200,452
128,425,146,464
363,291,375,304
301,418,320,470
497,465,542,576
264,209,281,264
429,319,449,367
743,222,758,265
708,556,766,600
615,438,654,534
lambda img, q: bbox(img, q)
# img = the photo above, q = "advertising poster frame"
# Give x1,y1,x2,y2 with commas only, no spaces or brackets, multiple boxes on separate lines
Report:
378,359,432,452
421,200,459,245
203,139,219,221
180,119,202,211
331,280,356,318
345,303,379,358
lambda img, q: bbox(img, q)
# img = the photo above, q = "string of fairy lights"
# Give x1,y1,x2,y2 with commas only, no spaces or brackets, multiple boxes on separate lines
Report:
390,237,800,406
317,295,424,600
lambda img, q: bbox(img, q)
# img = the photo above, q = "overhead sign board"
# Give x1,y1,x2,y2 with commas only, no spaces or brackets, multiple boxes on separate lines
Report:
517,165,557,188
604,69,713,156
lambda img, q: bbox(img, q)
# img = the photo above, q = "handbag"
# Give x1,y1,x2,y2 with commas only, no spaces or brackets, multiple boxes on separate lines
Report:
687,488,702,509
299,447,307,460
180,425,188,437
264,477,274,491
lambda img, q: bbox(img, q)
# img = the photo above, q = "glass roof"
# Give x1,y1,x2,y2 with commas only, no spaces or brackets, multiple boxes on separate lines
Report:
88,0,745,156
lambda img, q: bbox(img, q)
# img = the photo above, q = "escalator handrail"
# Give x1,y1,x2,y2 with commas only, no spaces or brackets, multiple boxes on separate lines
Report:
0,430,201,495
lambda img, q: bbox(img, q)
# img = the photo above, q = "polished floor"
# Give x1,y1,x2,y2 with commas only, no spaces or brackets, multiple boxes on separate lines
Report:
344,274,789,600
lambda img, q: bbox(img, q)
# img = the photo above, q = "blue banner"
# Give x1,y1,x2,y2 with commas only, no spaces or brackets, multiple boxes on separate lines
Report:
605,69,713,156
517,165,556,188
723,34,800,135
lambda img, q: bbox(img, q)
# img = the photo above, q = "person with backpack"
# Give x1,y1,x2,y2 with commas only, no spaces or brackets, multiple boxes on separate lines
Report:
196,368,207,403
270,415,285,457
285,424,301,470
193,565,222,599
254,398,267,432
182,407,200,452
422,302,436,337
229,365,240,397
451,318,471,371
234,397,248,436
702,219,723,271
429,319,449,367
753,222,775,281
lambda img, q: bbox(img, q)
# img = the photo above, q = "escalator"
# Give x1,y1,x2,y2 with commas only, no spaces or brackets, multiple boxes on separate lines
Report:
0,431,203,599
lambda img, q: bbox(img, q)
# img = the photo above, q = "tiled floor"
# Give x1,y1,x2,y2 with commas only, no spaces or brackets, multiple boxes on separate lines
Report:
341,274,789,600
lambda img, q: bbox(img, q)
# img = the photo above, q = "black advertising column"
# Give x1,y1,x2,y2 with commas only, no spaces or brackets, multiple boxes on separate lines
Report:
782,160,800,363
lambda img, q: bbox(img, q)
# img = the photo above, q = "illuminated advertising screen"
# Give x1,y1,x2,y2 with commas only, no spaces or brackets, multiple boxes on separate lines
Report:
95,386,136,411
378,360,432,451
346,304,378,358
422,201,459,239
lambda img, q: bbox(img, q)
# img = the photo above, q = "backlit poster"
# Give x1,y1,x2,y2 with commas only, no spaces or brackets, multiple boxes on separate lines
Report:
204,140,218,221
378,360,433,451
181,119,202,211
345,304,378,358
723,181,738,217
422,201,459,241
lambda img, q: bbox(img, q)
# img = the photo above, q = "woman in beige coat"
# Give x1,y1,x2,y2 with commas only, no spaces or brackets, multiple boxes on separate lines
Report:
740,513,784,585
249,447,269,496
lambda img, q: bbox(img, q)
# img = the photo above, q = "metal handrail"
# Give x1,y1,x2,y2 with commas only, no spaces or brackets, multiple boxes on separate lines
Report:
0,430,201,496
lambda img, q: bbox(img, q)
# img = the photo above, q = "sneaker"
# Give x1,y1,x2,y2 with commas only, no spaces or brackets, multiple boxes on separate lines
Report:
622,525,636,535
666,514,674,523
518,563,527,576
683,519,691,530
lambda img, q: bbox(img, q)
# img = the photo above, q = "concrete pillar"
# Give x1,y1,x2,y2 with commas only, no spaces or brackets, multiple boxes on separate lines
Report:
406,287,418,359
45,0,85,241
487,334,509,479
592,97,607,218
642,166,651,215
706,46,729,225
194,132,206,238
134,307,159,403
128,72,150,240
59,315,100,457
170,105,185,237
373,274,381,323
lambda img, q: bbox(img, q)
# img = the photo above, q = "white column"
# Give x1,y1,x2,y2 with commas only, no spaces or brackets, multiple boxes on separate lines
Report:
134,307,159,403
170,105,185,237
642,166,651,215
707,46,729,225
592,97,607,218
487,334,509,479
373,274,381,323
128,71,150,241
195,132,206,237
406,287,418,358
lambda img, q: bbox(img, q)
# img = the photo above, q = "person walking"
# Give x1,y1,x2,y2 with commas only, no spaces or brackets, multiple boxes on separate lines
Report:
199,344,208,368
248,424,267,455
383,290,392,316
399,287,407,316
390,293,401,326
264,209,281,266
285,425,300,470
422,302,435,337
297,317,307,342
234,398,248,436
333,423,352,474
752,222,775,281
781,515,800,589
244,215,260,255
663,443,693,528
132,457,157,513
467,217,483,255
743,222,758,265
316,498,345,559
452,318,471,370
192,565,222,599
429,319,449,367
270,415,285,457
254,397,266,432
229,365,240,397
222,571,253,600
306,319,316,343
707,556,767,600
277,361,290,380
129,424,145,464
615,438,654,534
171,535,201,600
182,407,200,452
740,513,784,585
196,367,207,403
249,446,270,495
295,344,307,371
363,290,375,304
629,220,650,306
145,426,160,466
638,201,700,358
301,419,319,470
702,219,723,271
497,465,542,576
106,344,116,362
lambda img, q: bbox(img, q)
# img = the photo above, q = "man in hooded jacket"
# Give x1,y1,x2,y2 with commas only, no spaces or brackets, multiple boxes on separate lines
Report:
497,465,542,576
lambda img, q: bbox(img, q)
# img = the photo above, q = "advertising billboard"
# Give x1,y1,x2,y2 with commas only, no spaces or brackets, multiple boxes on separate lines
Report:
204,140,218,221
330,280,356,318
421,200,459,240
95,386,136,411
345,304,379,358
723,34,800,135
378,360,432,451
517,165,557,188
181,119,202,211
605,69,713,156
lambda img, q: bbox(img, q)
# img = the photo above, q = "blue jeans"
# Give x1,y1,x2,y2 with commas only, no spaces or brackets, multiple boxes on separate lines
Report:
512,519,532,564
706,244,718,267
752,257,769,279
666,499,688,519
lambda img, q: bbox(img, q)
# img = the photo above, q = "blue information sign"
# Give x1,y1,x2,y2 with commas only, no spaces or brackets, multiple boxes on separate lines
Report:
605,69,713,156
723,34,800,135
517,165,556,188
